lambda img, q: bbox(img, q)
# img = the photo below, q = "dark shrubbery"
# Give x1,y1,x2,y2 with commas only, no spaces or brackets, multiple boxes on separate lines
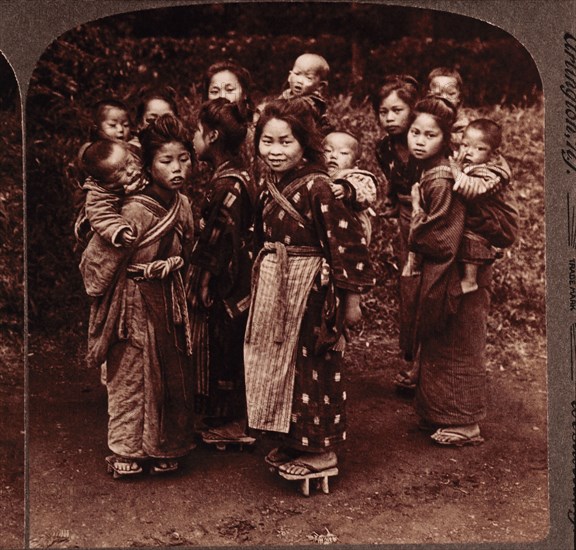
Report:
27,15,544,340
0,103,23,332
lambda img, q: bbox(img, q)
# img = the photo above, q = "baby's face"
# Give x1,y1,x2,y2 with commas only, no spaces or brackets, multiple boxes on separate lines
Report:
98,107,131,141
459,128,494,165
101,145,141,192
323,133,358,177
288,55,324,97
429,75,462,108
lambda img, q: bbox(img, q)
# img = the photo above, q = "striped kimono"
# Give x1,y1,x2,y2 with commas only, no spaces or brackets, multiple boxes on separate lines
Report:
244,164,374,452
82,190,196,460
408,161,490,426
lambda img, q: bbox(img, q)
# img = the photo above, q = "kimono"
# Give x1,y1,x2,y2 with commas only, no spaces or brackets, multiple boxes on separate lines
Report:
375,135,421,268
244,164,374,452
408,161,490,426
189,160,254,418
83,190,196,459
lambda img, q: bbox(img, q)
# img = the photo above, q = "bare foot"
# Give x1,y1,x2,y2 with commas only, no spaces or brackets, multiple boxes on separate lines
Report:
430,424,484,446
279,451,338,476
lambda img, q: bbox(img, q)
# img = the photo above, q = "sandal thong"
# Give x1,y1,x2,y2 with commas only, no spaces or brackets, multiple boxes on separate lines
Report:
431,428,484,447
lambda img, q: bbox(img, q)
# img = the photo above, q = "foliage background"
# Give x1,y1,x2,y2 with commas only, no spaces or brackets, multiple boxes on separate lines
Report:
0,53,22,337
26,4,544,353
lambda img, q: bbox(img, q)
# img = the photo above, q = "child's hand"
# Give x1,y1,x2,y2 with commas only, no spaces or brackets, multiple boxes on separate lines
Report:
344,293,362,326
199,271,213,308
330,182,346,200
199,218,206,231
200,284,213,308
381,200,399,218
118,227,137,247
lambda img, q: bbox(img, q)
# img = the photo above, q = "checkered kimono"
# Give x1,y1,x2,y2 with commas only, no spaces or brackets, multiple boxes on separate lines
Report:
244,164,374,451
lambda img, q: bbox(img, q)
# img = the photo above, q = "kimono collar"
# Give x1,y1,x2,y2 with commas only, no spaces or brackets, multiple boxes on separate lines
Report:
273,162,328,190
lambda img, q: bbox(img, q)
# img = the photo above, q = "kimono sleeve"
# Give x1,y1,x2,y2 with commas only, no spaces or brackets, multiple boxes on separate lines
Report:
409,177,465,262
190,178,240,276
85,187,135,246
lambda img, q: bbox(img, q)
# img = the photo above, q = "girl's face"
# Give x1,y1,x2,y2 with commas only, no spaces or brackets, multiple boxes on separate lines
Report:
192,122,211,161
429,76,462,108
407,113,445,162
99,107,131,141
378,91,412,136
259,118,304,176
208,70,244,105
140,99,175,130
150,141,192,193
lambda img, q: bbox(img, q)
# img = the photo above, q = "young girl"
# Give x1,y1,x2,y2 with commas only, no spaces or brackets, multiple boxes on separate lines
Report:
203,60,254,121
81,114,196,476
373,75,420,269
373,75,421,387
134,86,179,135
406,98,487,446
203,60,259,183
244,98,374,483
189,98,256,445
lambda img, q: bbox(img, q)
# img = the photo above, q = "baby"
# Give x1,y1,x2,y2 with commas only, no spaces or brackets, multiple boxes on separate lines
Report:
450,118,518,293
90,98,133,143
427,67,469,149
323,131,378,245
74,140,143,249
280,53,332,133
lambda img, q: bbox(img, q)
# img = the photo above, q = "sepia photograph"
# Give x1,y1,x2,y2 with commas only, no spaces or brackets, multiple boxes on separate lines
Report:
0,0,569,548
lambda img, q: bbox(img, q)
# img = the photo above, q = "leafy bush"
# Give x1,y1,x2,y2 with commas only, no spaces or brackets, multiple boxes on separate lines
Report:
0,104,23,331
26,19,544,342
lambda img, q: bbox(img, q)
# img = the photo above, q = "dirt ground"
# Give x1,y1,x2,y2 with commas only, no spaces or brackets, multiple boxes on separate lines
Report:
17,320,549,549
0,333,24,550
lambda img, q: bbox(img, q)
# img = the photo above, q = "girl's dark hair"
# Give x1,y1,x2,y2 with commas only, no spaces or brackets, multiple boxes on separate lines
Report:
135,86,179,125
371,74,420,115
254,98,326,168
413,96,457,155
198,98,247,155
139,114,194,171
203,60,254,119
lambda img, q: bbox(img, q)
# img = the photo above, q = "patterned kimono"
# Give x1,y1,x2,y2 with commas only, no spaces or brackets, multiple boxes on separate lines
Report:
375,135,421,268
408,161,490,425
189,159,254,418
244,164,374,452
83,190,196,460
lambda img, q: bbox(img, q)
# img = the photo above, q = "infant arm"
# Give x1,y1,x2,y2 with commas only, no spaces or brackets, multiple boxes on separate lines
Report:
84,186,137,247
